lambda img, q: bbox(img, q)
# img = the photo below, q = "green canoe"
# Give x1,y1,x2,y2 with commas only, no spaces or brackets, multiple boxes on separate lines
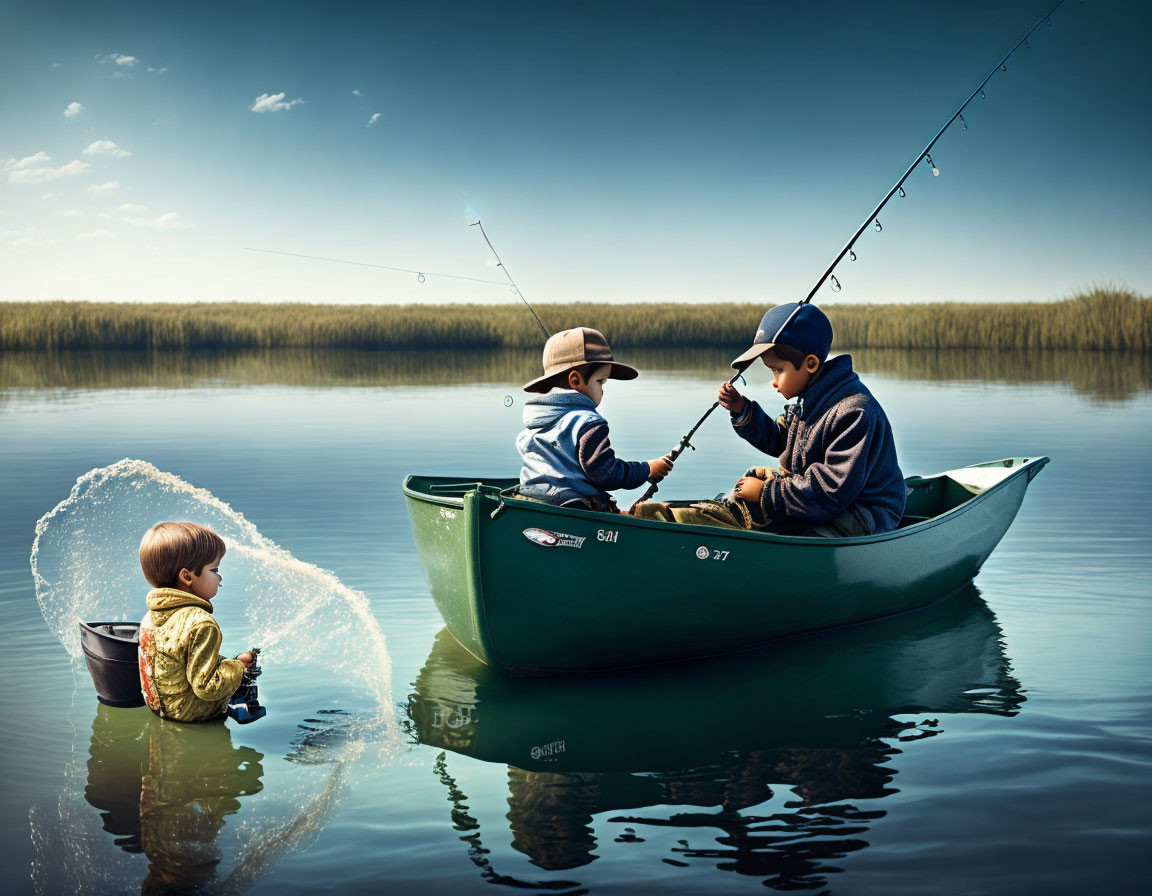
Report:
403,456,1047,675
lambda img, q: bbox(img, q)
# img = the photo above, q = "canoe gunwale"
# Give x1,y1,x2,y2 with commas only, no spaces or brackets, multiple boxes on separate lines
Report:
402,456,1049,548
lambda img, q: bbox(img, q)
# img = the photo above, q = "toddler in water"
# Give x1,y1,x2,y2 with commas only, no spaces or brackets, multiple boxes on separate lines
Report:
517,327,672,512
138,522,253,722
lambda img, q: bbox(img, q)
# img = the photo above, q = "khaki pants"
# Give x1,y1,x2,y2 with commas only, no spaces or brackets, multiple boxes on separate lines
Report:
630,497,871,538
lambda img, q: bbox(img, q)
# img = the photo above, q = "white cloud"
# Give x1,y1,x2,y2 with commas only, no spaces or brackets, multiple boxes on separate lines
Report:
1,227,50,247
96,53,143,78
353,89,363,97
6,151,52,170
147,66,168,74
64,101,84,118
83,140,131,158
86,180,121,194
94,204,187,229
367,112,382,127
125,211,188,230
79,229,116,240
250,92,305,113
59,209,84,217
97,53,138,67
4,154,91,184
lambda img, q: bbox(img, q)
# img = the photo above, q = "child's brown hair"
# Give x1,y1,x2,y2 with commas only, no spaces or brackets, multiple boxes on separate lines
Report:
768,343,811,369
139,522,226,588
538,362,603,393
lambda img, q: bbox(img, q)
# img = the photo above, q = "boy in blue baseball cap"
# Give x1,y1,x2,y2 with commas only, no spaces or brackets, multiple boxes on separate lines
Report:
635,302,905,536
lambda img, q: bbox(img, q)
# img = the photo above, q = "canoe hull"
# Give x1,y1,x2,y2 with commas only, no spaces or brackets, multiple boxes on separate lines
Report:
404,457,1047,674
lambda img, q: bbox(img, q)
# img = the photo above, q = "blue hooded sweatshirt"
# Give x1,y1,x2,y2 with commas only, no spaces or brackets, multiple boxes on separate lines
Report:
517,391,651,506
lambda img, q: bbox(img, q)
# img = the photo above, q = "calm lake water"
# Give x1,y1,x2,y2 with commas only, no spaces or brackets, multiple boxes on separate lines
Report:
1,348,1149,895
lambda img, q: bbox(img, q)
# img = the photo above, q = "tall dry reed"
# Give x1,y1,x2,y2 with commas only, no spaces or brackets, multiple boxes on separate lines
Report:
1,287,1147,351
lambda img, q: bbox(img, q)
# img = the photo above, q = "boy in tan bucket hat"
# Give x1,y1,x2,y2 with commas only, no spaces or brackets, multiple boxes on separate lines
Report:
517,327,672,512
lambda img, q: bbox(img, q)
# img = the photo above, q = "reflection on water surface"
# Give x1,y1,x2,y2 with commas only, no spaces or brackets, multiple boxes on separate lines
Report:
84,706,263,892
407,586,1023,892
3,341,1148,895
3,347,1149,401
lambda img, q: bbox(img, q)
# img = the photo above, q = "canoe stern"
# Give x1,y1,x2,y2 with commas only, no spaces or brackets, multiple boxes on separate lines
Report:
403,477,496,666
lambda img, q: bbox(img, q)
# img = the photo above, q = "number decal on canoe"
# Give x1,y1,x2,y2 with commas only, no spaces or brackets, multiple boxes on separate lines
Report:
696,545,729,561
530,739,566,760
597,529,618,543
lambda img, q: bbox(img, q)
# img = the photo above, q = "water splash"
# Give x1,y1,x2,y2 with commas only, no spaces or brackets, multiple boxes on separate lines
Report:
31,458,393,730
29,458,404,892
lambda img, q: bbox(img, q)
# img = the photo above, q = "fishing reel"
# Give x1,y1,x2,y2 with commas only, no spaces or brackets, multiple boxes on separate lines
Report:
227,647,267,724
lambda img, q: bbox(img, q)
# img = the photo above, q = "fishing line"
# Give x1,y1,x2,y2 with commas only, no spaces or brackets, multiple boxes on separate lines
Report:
469,219,554,410
243,246,510,287
470,220,551,340
633,0,1079,507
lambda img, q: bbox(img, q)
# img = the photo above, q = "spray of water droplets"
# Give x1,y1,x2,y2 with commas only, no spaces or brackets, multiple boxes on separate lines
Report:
29,459,407,892
32,458,392,717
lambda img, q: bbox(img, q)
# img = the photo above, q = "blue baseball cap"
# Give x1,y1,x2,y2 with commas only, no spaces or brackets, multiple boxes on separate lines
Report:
730,302,834,369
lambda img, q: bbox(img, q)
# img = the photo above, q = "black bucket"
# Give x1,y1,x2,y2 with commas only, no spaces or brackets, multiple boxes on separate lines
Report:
80,621,145,708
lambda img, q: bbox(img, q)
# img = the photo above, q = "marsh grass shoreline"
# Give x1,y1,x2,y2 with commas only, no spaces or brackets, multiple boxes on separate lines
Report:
1,288,1148,352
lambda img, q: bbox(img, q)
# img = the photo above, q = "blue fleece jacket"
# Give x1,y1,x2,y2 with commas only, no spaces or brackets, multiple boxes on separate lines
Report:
731,354,905,533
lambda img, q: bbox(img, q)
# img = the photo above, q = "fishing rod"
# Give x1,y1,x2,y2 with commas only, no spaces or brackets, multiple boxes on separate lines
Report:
632,0,1076,508
473,219,695,494
470,220,551,340
803,0,1073,306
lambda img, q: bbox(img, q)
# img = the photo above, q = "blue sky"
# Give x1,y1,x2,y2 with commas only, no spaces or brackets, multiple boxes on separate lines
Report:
1,0,1148,304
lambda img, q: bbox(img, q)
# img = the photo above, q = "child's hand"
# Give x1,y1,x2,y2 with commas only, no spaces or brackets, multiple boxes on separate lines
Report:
718,382,745,414
734,476,766,503
648,455,674,481
236,651,254,669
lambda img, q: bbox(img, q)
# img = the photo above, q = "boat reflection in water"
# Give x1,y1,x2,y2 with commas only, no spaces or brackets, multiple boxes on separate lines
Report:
83,704,264,893
406,584,1024,892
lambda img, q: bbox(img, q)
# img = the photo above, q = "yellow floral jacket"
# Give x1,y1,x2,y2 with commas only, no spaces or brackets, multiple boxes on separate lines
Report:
138,588,245,723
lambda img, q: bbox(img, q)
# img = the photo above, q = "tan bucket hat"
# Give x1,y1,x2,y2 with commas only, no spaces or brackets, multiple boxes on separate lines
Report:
522,327,639,393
